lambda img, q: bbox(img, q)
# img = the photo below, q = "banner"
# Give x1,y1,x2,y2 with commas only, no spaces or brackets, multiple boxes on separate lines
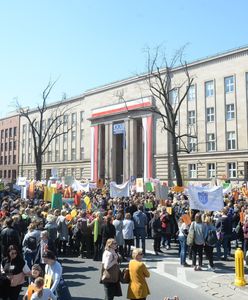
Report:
17,177,27,186
136,178,144,193
155,183,168,200
188,185,224,211
110,181,130,198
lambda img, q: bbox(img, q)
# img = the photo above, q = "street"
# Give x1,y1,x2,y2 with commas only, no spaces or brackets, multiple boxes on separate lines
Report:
48,239,248,300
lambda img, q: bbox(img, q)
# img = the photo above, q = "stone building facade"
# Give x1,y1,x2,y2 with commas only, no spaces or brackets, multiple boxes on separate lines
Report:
18,46,248,183
0,114,20,182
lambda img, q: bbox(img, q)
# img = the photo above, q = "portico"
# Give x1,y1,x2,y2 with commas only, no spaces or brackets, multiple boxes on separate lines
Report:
89,97,154,183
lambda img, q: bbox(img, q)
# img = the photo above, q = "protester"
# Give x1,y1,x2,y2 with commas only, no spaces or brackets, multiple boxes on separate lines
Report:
190,212,206,271
0,217,20,258
127,247,150,300
122,212,135,258
113,213,124,259
42,250,62,295
204,215,217,271
102,215,116,248
150,210,163,255
31,277,56,300
177,216,190,266
56,210,69,255
133,205,147,255
1,245,27,300
101,238,122,300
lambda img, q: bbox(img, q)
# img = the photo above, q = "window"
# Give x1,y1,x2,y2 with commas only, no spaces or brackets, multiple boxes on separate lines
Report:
71,148,76,160
5,129,8,138
80,147,85,160
8,170,11,178
81,168,85,177
4,156,7,164
9,142,12,151
189,164,197,178
71,131,76,142
55,136,59,144
225,76,234,93
13,141,16,150
228,162,236,178
207,133,216,151
55,150,60,161
8,155,11,164
1,130,3,139
48,151,52,162
205,81,214,97
28,153,31,163
9,128,12,137
23,124,27,134
63,133,67,143
188,137,197,152
13,127,17,136
71,168,76,177
72,113,77,125
170,89,178,104
1,143,3,152
80,111,85,122
13,155,16,164
5,142,7,151
0,156,2,164
4,170,6,178
187,85,195,101
206,107,215,122
226,104,235,120
227,131,236,150
12,170,16,179
63,149,68,161
188,110,196,125
63,114,68,124
80,129,84,141
0,170,2,178
28,138,31,148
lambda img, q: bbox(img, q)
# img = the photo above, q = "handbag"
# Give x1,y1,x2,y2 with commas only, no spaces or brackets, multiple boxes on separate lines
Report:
57,277,72,300
186,222,195,246
120,268,130,284
100,263,120,284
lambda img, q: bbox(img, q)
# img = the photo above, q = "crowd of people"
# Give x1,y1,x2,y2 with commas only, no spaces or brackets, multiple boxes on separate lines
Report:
0,182,247,300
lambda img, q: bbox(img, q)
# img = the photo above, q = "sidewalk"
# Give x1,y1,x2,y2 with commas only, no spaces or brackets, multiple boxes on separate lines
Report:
201,274,248,299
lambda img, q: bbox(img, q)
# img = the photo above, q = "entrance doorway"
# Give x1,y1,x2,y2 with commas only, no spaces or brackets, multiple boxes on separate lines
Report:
115,133,124,183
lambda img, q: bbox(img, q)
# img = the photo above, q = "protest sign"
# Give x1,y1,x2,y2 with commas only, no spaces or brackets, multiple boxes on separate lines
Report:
110,181,130,198
136,178,144,193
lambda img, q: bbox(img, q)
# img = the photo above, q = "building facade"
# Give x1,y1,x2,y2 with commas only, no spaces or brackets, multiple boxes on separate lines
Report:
17,46,248,183
0,114,20,182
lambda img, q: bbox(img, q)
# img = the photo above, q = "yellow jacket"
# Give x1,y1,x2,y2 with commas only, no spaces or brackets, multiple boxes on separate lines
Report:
127,259,150,299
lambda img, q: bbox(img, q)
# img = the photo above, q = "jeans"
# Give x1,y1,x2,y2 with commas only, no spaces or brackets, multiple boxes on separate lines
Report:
135,228,146,254
178,235,187,265
205,244,214,267
192,243,203,267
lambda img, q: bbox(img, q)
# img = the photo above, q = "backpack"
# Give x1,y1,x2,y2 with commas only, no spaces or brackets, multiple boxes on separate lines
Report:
26,236,37,251
206,229,218,246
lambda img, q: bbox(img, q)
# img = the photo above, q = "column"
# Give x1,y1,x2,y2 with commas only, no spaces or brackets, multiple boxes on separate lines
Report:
142,115,153,180
90,125,99,182
129,119,137,179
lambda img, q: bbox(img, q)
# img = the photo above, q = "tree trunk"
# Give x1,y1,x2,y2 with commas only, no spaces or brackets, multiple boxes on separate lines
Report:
171,135,183,186
35,157,42,181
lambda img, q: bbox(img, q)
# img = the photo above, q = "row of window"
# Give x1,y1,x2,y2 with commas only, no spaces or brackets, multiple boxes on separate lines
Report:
186,76,235,102
0,155,17,165
24,168,85,179
22,147,85,164
0,127,17,139
22,111,85,134
187,103,235,125
0,141,17,152
0,169,17,179
188,162,237,179
188,131,236,152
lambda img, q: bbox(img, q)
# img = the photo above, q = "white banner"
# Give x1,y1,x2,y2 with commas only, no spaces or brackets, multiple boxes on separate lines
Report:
110,181,130,198
188,185,224,211
17,177,27,186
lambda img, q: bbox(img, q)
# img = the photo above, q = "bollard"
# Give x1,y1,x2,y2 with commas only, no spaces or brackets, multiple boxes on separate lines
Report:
234,248,246,286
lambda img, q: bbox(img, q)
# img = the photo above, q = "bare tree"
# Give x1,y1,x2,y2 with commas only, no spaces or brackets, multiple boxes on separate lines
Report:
139,47,196,186
17,80,75,180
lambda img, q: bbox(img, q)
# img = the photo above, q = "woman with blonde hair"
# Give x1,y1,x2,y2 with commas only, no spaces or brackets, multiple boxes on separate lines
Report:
101,238,122,300
127,248,150,300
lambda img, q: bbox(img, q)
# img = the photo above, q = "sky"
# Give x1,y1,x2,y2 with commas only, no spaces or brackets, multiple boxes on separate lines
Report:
1,0,248,117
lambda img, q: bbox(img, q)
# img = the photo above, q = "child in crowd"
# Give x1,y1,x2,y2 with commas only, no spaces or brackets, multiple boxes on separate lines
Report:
31,277,56,300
